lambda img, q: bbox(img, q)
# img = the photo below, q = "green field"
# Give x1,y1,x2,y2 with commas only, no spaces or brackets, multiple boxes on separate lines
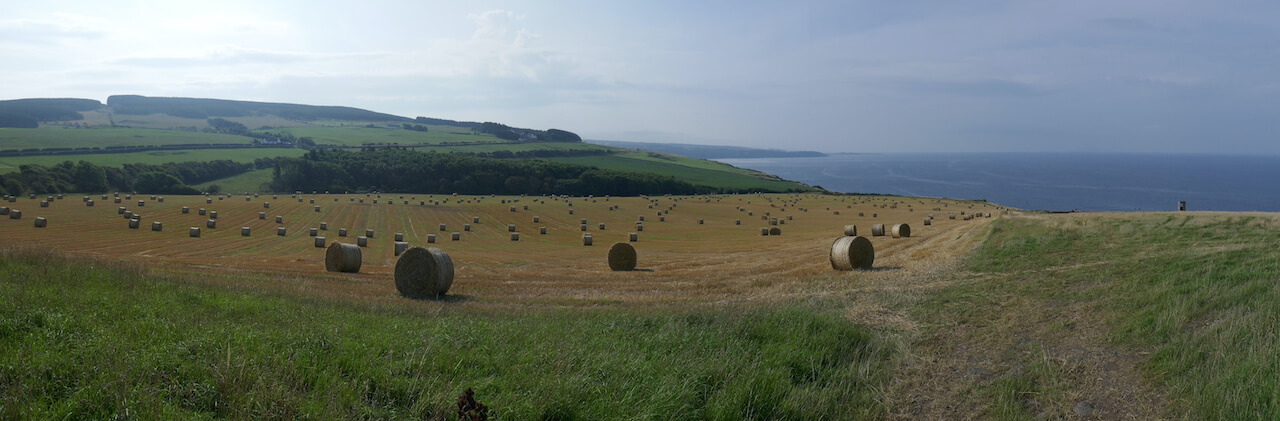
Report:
545,154,807,191
278,125,498,146
429,141,618,154
0,248,891,419
0,148,306,173
0,127,253,150
194,168,276,193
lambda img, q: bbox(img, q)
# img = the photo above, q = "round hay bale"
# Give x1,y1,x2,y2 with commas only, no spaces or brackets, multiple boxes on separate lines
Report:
608,242,637,271
891,223,911,238
539,227,547,235
473,216,480,223
394,247,454,299
582,233,593,246
698,218,704,224
629,232,638,242
118,207,126,215
871,224,885,236
128,219,139,229
735,219,741,225
508,224,516,232
325,242,362,273
365,229,374,238
357,236,368,247
241,227,251,236
320,222,327,230
152,222,163,231
510,232,519,241
427,234,436,243
338,228,348,237
34,217,47,228
580,224,588,231
40,201,48,208
830,236,874,271
569,209,574,215
464,223,471,232
510,206,517,212
198,208,206,215
275,216,283,223
394,232,404,242
451,232,460,241
533,216,540,223
580,218,588,225
206,219,216,229
439,223,447,231
310,228,319,236
315,237,326,248
761,227,769,236
923,218,932,226
770,218,778,225
86,200,94,207
394,241,409,255
314,206,321,212
189,227,201,238
769,227,782,235
844,225,858,236
598,223,606,230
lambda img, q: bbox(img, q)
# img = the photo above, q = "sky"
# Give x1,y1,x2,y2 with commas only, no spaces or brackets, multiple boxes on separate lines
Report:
3,0,1280,154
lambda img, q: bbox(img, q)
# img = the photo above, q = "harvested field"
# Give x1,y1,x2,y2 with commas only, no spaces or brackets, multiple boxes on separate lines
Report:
0,193,1000,305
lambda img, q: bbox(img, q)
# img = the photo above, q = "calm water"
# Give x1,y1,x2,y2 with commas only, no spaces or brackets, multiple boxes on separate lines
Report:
719,153,1280,212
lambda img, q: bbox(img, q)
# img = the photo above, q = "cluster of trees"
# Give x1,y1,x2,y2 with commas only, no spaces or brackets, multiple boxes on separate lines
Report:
206,118,250,135
470,122,582,143
0,158,281,196
270,149,715,196
401,124,430,132
0,98,103,128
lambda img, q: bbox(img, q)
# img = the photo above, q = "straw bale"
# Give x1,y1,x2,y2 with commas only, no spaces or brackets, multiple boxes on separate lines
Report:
891,223,911,238
325,242,362,273
394,247,454,298
830,235,874,270
608,242,637,271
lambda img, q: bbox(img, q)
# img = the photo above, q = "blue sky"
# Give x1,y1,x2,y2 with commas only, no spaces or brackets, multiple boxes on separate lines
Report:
3,0,1279,153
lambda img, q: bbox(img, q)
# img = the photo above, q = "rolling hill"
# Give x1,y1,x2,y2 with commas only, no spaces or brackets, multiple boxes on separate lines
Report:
0,95,815,194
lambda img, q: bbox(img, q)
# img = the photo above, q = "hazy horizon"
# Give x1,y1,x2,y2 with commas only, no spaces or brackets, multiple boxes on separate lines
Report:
4,1,1280,154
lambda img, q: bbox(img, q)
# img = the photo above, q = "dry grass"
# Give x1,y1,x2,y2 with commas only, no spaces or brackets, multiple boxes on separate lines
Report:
0,194,999,309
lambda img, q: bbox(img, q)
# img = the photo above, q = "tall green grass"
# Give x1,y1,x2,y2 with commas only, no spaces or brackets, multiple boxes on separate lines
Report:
0,248,890,419
963,214,1280,418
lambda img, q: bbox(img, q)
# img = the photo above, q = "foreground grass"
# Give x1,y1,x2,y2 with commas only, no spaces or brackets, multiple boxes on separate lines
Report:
0,248,890,420
909,213,1280,418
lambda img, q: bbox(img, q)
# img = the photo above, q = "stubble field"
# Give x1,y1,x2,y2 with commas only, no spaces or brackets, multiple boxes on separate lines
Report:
0,192,998,308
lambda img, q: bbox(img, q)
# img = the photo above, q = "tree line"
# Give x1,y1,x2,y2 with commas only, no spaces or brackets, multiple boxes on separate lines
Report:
270,149,723,196
0,158,281,196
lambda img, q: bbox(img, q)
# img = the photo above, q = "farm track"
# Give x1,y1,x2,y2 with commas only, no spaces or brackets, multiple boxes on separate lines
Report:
0,193,1000,307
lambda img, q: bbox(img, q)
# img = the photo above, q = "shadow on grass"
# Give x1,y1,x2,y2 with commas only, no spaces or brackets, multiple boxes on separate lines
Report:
864,266,903,272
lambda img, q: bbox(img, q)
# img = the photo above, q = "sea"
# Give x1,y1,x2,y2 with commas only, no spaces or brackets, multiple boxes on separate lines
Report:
718,153,1280,212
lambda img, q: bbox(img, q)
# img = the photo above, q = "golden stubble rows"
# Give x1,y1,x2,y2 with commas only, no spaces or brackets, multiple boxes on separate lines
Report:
0,192,1002,307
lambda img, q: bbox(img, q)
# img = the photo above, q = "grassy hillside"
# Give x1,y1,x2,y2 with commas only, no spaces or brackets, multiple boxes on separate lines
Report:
0,95,816,193
0,148,304,172
545,153,804,192
0,247,890,419
278,125,494,146
0,127,252,149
